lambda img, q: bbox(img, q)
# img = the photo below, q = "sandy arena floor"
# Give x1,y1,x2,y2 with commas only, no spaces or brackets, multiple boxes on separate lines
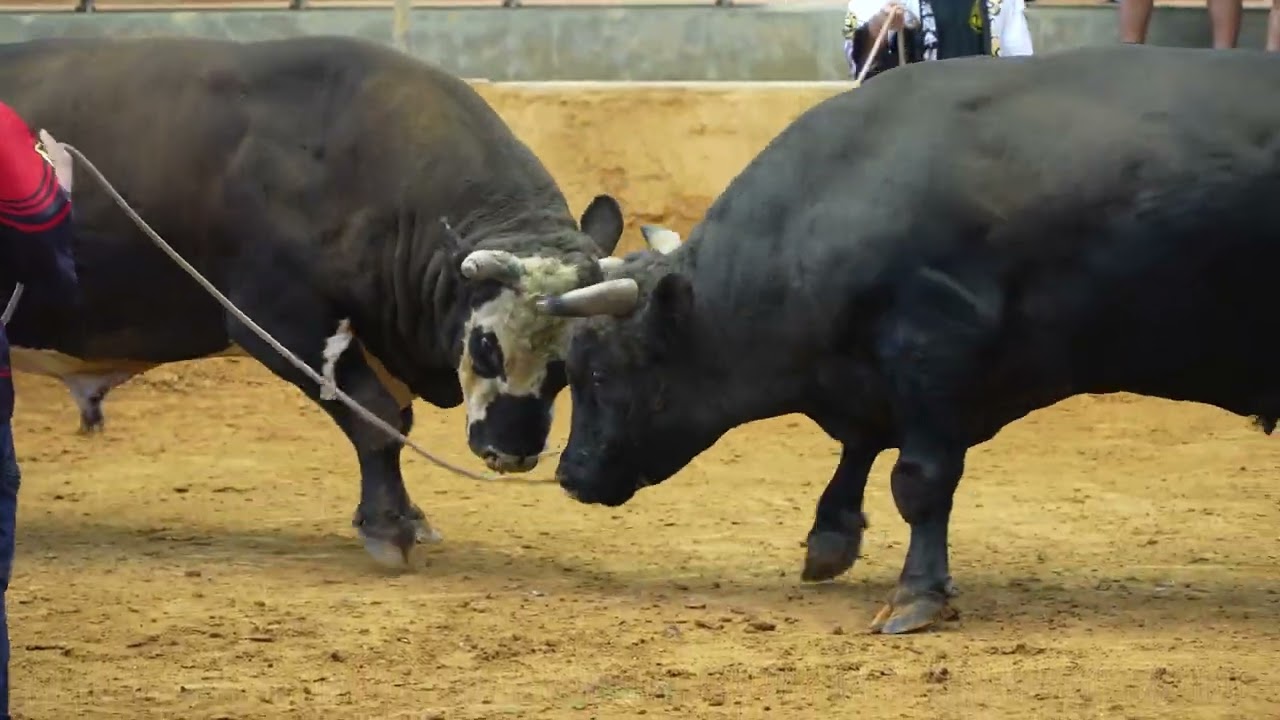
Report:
8,84,1280,719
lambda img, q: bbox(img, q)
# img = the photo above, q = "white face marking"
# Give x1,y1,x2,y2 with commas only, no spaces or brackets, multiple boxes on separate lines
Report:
457,257,582,432
318,320,414,410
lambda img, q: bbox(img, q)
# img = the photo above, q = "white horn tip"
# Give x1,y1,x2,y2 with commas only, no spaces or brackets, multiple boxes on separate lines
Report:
640,225,683,255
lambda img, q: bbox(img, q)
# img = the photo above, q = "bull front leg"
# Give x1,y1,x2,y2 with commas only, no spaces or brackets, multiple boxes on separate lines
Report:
224,269,439,569
344,401,442,567
801,436,883,582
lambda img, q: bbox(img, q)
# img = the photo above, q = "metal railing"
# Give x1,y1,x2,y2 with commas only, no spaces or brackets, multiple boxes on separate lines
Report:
2,0,1221,14
6,0,745,11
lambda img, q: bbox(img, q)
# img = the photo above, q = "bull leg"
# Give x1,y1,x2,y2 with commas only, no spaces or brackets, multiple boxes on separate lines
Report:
223,277,437,569
62,372,136,434
346,402,443,567
862,262,1001,633
868,434,965,635
801,438,881,582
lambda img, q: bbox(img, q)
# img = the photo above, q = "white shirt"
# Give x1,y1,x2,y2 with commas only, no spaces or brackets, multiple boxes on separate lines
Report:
842,0,1034,77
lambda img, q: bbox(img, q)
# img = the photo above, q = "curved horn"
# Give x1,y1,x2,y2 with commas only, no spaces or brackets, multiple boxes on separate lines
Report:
536,278,639,317
640,224,683,255
460,249,526,285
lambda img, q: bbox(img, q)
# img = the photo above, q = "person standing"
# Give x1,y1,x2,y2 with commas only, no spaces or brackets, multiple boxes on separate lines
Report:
842,0,1034,82
1268,0,1280,51
1119,0,1242,50
0,100,80,720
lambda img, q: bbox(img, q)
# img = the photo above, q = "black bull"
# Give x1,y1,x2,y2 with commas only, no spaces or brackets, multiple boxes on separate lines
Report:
539,44,1280,633
0,35,629,567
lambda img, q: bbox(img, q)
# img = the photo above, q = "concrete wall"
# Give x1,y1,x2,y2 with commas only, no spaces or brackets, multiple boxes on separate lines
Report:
0,4,1272,81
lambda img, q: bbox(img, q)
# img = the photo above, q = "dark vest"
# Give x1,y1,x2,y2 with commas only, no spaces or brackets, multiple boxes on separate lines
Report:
854,0,992,81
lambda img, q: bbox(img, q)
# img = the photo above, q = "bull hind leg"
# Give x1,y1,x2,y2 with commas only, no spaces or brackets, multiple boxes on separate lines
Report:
62,372,137,434
868,432,965,635
223,264,439,569
866,261,1002,634
801,435,883,582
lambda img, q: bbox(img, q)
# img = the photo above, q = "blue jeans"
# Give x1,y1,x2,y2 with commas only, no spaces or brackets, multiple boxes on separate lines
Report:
0,421,19,720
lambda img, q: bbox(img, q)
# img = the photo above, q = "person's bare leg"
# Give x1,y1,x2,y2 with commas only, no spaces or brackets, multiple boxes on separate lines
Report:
1268,0,1280,50
1207,0,1242,48
1120,0,1155,43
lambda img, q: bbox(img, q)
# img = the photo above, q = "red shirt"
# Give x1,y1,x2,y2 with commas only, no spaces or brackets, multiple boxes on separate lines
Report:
0,101,82,421
0,102,70,234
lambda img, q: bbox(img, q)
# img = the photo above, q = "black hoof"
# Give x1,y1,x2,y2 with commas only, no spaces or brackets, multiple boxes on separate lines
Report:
352,504,442,568
868,586,959,635
801,511,867,582
77,409,105,435
802,530,862,581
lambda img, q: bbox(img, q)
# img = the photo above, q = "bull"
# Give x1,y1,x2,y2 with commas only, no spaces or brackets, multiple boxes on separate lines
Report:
535,44,1280,633
0,35,626,567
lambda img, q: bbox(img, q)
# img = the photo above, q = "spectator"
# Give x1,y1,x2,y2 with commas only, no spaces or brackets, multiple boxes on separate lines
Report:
0,101,80,720
1269,0,1280,50
843,0,1034,82
1119,0,1242,49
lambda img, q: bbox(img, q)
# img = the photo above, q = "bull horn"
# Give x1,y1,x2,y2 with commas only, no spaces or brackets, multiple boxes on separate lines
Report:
597,256,625,273
640,224,683,255
460,249,526,284
536,278,639,317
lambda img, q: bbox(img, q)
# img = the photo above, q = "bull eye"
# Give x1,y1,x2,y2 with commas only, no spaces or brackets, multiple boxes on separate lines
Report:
468,329,505,379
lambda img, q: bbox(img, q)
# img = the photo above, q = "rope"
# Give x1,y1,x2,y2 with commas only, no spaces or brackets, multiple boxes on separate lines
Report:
2,284,23,325
57,143,496,481
853,5,906,88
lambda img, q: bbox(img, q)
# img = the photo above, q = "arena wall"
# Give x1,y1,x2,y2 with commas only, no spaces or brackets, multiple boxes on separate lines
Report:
2,5,1274,82
469,81,843,254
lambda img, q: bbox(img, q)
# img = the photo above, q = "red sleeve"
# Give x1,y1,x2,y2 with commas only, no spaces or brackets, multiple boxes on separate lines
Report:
0,102,71,234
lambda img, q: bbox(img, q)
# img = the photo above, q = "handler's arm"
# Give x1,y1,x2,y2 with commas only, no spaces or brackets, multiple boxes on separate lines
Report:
844,0,914,79
0,120,80,302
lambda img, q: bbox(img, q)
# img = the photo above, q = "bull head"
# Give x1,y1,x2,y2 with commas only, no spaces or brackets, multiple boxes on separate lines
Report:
443,196,630,474
534,223,684,318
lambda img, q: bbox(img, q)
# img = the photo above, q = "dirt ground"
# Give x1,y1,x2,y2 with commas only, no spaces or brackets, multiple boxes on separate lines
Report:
9,84,1280,720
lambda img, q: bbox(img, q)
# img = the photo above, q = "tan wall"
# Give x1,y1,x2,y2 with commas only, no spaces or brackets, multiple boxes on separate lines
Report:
473,82,848,256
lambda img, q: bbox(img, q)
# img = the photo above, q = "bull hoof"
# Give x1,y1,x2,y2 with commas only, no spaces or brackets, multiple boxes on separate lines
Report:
801,530,863,582
801,511,868,582
77,411,105,435
867,587,959,635
352,504,443,569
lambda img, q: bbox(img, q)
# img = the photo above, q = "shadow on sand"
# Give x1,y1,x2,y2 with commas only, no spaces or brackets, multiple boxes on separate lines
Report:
16,514,1279,633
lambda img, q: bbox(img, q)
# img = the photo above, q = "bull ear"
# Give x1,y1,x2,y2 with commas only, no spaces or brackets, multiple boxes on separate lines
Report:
644,272,694,352
580,194,624,256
